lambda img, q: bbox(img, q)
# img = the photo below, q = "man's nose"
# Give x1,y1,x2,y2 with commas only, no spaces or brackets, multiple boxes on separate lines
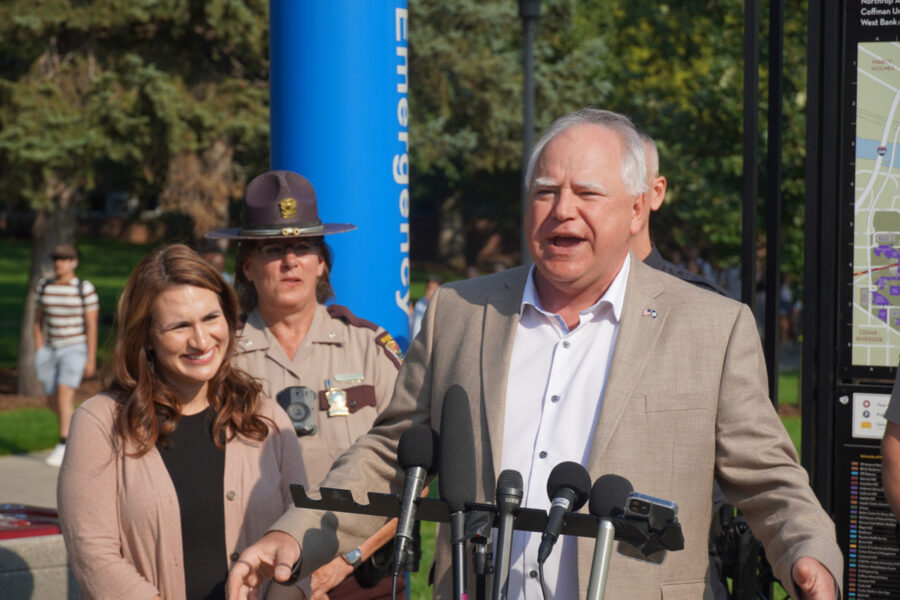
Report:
552,189,578,220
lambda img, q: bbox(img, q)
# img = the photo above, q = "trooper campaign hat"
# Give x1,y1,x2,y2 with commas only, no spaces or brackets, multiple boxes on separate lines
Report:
206,170,356,240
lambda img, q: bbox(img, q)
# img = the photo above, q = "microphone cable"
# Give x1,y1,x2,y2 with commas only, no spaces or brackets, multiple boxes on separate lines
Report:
539,561,549,600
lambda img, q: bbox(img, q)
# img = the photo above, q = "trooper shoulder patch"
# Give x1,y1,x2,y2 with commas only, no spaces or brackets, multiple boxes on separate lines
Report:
377,332,404,369
327,304,378,332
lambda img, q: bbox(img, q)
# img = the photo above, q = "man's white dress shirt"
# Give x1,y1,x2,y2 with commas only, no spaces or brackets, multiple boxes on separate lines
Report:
500,254,630,599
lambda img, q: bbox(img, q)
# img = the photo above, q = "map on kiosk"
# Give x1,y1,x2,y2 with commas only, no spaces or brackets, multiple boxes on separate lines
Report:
852,41,900,367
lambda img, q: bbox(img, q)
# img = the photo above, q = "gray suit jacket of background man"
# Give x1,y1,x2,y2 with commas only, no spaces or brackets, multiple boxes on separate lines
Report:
272,256,843,599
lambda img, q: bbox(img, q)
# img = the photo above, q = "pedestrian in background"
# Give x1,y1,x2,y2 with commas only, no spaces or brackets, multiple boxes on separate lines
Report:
32,243,99,467
411,274,442,340
203,245,234,285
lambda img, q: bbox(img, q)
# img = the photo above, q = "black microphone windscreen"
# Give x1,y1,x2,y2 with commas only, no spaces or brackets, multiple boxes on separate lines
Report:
398,424,437,471
589,474,634,518
497,469,524,492
438,385,476,513
546,461,591,510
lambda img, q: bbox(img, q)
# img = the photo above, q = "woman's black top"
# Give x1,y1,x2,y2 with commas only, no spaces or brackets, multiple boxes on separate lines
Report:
158,406,227,600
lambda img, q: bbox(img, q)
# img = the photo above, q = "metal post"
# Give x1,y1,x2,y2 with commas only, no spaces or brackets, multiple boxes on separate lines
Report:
764,0,784,407
802,0,840,506
741,0,760,311
519,0,541,265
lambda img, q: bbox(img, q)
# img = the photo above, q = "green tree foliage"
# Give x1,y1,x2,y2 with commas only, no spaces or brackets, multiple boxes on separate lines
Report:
408,0,616,266
408,0,807,285
0,0,270,393
600,0,807,279
0,0,808,392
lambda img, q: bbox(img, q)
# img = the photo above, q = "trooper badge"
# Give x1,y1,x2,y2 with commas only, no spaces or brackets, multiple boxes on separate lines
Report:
325,379,350,417
279,197,297,219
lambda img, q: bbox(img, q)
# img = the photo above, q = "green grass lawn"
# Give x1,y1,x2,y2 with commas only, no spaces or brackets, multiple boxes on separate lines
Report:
0,408,58,456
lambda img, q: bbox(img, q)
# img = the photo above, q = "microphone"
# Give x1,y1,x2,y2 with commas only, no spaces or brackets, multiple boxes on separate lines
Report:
586,474,634,600
536,461,591,564
439,385,477,600
390,424,439,576
491,469,523,600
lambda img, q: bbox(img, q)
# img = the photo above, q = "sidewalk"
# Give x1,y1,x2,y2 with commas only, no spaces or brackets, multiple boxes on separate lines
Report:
0,450,75,598
0,449,59,510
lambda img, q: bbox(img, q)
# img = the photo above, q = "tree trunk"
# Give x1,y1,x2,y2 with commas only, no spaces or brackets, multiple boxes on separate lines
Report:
437,190,466,270
159,140,236,246
17,180,79,396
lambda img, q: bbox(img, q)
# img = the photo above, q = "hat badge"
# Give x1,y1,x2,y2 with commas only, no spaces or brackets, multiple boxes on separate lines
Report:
279,197,297,219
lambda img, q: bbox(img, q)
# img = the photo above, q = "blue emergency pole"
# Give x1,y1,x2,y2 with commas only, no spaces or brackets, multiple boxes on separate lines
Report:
270,0,411,349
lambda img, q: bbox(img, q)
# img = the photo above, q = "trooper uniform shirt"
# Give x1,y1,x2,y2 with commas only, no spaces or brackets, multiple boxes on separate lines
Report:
235,303,403,488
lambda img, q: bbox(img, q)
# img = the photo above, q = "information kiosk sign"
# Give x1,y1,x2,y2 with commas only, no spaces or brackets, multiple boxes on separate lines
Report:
833,387,900,598
840,1,900,378
820,3,900,597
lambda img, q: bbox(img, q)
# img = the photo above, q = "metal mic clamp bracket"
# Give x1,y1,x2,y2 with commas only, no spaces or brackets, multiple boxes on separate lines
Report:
290,485,684,557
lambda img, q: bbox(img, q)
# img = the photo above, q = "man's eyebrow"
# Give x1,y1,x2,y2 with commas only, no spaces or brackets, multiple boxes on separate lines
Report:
573,180,609,194
532,177,559,188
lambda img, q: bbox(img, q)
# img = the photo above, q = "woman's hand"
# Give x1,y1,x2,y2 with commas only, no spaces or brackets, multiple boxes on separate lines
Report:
309,556,354,600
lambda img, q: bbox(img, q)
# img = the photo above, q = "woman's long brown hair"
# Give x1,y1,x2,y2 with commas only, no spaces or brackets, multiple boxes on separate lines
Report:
109,244,269,455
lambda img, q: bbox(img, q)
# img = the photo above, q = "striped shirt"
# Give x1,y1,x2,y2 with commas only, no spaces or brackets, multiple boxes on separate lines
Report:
36,277,99,349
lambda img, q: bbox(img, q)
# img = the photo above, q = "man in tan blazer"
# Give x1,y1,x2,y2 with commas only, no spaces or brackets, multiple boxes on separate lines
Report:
229,108,842,599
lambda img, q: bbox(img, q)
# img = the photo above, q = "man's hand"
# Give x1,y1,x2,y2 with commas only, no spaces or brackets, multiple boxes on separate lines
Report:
226,531,300,600
309,556,354,600
792,556,837,599
84,361,96,379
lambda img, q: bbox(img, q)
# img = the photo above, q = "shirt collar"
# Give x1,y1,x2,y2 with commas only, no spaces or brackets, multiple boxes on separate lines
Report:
306,303,348,345
237,308,270,353
237,304,346,353
520,253,630,328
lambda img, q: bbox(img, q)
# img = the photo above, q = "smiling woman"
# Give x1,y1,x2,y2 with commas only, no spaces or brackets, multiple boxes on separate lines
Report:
148,285,230,414
56,244,305,600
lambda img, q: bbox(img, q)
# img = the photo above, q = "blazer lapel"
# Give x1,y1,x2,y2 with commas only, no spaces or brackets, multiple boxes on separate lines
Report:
481,267,529,490
577,258,669,597
587,258,668,473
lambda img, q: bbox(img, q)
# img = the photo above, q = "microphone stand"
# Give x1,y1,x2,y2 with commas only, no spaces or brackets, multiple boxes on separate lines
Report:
288,486,685,599
471,533,490,600
450,511,467,600
586,519,616,600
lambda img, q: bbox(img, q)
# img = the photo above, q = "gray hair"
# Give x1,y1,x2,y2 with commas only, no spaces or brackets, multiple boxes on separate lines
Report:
525,108,649,197
637,129,660,179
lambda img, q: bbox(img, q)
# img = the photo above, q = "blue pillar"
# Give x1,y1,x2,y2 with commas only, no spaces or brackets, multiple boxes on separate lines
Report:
270,0,411,349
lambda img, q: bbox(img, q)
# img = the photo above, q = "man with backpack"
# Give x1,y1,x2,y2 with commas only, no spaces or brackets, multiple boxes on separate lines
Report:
33,243,99,467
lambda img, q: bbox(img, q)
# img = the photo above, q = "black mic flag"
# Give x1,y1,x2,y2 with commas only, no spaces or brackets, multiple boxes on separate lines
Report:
586,474,634,600
439,385,476,600
491,469,523,600
390,424,438,576
537,461,591,564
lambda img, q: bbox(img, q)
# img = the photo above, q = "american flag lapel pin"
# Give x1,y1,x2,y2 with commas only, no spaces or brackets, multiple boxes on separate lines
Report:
642,308,658,319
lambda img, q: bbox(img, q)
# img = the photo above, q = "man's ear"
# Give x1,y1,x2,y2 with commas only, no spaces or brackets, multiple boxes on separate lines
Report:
630,192,649,236
649,175,667,212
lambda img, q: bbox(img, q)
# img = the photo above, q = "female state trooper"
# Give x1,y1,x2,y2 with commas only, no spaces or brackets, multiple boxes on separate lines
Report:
208,170,405,600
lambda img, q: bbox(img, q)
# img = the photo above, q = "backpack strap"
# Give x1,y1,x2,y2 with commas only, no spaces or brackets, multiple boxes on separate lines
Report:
37,277,55,308
77,278,87,334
